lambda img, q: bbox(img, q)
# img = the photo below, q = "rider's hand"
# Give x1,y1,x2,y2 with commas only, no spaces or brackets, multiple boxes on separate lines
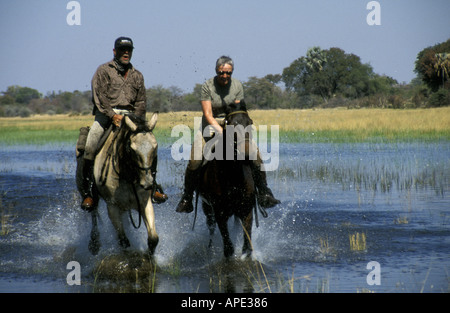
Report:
112,114,123,127
215,125,223,135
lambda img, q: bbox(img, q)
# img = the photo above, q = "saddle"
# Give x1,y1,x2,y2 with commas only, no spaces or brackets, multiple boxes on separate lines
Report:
75,126,167,204
75,125,113,158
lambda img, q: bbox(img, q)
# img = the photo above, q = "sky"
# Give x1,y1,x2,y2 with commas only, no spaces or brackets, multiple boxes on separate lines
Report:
0,0,449,95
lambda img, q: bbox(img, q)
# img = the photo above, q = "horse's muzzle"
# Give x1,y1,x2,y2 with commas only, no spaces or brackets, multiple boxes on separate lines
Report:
139,175,153,190
138,167,154,190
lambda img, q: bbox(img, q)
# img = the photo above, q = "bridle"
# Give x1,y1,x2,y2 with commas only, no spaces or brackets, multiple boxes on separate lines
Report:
225,110,249,121
225,110,253,155
107,126,158,229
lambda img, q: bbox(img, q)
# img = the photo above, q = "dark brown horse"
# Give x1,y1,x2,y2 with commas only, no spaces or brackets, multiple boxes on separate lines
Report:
196,102,265,258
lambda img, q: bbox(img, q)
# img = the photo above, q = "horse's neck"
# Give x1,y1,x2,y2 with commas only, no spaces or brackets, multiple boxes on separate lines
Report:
215,159,246,182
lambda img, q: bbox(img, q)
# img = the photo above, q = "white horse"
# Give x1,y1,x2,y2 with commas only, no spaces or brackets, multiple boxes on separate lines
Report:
78,113,159,255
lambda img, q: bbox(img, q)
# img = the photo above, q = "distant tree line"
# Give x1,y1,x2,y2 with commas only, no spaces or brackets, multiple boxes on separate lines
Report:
1,40,448,117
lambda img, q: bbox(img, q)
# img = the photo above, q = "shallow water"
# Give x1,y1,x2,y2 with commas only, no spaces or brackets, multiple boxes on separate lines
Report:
0,142,449,293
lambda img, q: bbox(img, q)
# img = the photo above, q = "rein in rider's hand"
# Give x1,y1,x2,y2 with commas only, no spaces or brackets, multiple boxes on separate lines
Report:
113,114,123,127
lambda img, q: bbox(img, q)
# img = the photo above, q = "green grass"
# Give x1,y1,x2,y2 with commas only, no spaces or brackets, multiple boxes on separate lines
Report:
1,127,449,146
0,128,79,145
1,108,449,145
279,129,450,143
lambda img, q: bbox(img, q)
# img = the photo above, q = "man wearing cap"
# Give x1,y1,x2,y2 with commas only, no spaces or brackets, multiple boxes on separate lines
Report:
79,37,166,211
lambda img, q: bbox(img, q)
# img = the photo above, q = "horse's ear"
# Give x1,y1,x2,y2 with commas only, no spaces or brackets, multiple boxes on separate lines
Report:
147,112,158,131
239,100,247,111
226,102,237,114
124,115,138,132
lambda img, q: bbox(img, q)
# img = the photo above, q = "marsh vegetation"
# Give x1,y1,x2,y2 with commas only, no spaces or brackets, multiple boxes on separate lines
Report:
1,107,449,145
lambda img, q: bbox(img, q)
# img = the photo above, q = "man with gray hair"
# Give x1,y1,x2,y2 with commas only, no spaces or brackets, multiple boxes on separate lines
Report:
176,55,280,213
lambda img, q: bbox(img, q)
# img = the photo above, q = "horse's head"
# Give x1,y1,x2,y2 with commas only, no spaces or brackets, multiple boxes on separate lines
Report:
224,101,257,161
122,112,158,190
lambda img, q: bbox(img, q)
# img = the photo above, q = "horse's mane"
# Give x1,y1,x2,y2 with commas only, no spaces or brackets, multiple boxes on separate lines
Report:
115,113,149,182
226,101,248,115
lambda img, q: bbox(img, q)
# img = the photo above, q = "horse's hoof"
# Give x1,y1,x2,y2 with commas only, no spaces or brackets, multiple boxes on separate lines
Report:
224,246,235,259
175,198,193,213
147,237,159,255
241,251,252,260
258,194,281,208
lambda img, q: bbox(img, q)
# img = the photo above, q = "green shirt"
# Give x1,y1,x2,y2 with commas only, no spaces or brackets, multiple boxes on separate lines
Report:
201,77,244,118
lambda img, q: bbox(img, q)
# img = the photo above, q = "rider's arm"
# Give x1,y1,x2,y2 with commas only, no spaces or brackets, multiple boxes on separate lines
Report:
91,65,116,119
201,100,223,134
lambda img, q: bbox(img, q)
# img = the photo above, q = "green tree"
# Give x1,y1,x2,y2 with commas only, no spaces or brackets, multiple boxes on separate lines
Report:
282,47,375,101
182,83,202,111
146,85,173,112
415,39,450,91
434,52,450,89
305,46,327,72
3,85,41,104
281,56,310,96
243,76,280,109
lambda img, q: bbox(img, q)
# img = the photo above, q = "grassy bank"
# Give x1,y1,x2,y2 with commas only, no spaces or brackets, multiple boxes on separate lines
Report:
0,107,449,145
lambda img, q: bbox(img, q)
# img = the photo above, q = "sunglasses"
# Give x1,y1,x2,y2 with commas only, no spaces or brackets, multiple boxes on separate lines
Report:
218,71,233,76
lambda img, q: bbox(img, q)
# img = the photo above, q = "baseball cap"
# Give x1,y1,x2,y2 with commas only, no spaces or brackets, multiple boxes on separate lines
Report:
114,37,134,50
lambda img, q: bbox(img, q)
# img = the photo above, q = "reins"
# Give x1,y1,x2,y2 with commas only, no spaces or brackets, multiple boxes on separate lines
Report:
225,110,248,120
191,108,268,231
99,122,157,230
225,108,269,227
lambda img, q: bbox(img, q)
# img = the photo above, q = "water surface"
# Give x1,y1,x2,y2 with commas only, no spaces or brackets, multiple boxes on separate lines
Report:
0,142,448,292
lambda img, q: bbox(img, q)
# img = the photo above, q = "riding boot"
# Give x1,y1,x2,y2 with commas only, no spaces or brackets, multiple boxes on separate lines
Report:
80,159,95,212
149,156,168,204
152,184,168,204
251,162,281,208
176,167,200,213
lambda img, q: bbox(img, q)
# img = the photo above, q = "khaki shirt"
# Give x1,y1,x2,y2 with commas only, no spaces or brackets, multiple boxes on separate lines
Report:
91,60,146,119
201,77,244,118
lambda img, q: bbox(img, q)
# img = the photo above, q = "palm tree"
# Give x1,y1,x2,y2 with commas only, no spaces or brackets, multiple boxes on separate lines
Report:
306,46,327,72
434,53,449,88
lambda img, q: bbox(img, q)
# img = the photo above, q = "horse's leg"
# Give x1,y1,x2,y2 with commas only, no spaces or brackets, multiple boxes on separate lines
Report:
216,215,234,258
202,202,216,248
107,203,130,249
241,165,255,258
142,198,159,255
241,210,253,258
88,208,100,255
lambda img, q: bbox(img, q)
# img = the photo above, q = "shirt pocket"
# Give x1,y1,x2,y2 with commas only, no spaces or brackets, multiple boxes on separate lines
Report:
126,82,140,102
107,82,124,100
